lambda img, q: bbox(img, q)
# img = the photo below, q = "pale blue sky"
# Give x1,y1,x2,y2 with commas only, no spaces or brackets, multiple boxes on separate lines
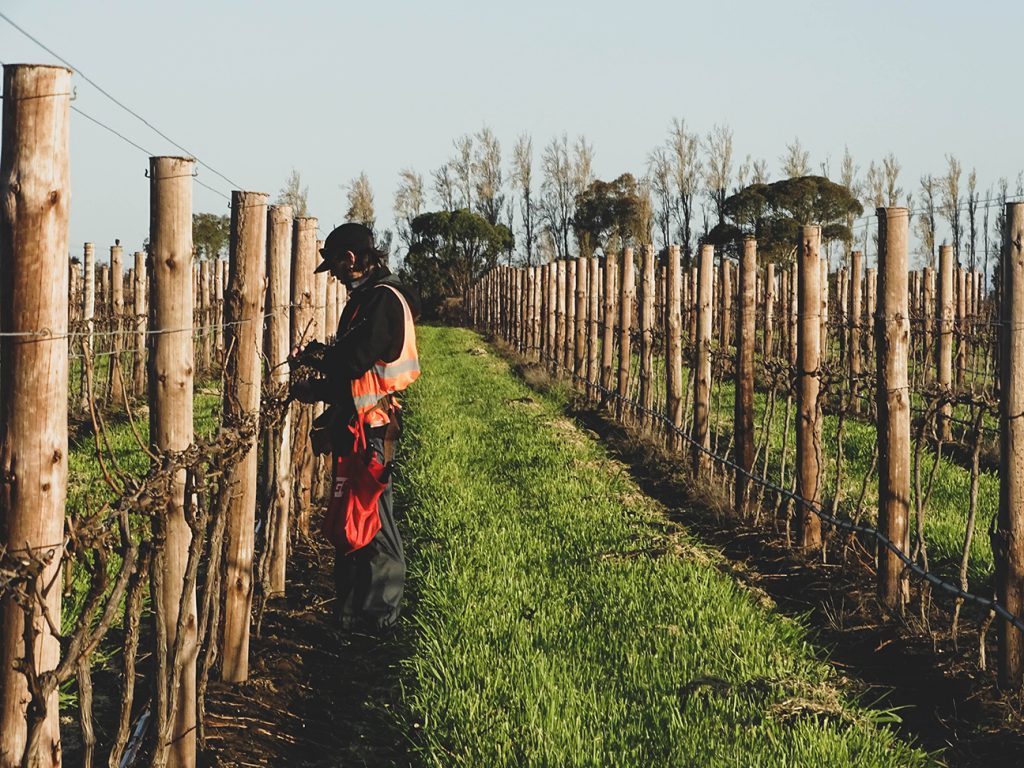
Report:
1,0,1020,266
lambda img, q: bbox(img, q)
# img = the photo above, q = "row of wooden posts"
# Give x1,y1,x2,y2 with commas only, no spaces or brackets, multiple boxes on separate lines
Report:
65,237,348,411
470,206,1024,690
0,65,342,767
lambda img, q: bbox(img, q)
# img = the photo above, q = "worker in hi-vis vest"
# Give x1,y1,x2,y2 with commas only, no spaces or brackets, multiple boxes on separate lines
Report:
289,222,420,632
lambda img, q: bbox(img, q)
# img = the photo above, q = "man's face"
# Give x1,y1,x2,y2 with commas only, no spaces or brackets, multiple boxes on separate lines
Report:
326,249,358,286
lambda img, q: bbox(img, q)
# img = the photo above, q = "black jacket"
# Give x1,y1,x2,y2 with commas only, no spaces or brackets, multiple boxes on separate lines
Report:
304,267,419,427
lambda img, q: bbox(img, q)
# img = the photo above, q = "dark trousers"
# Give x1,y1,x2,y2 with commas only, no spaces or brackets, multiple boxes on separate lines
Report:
333,434,405,629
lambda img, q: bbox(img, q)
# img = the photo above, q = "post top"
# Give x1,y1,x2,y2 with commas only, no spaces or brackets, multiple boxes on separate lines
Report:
875,206,910,218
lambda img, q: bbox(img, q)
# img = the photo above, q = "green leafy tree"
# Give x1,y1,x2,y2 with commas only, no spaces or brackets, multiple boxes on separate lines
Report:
572,173,647,257
403,208,513,315
192,212,230,260
709,175,863,264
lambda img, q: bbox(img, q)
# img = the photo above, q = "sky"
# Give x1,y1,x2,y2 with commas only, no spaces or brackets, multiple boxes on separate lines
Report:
1,0,1021,267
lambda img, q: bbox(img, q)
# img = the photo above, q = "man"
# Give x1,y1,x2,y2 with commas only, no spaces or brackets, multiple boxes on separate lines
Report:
289,222,420,631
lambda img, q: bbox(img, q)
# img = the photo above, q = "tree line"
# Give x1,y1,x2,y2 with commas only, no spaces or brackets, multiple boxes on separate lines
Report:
189,125,1023,317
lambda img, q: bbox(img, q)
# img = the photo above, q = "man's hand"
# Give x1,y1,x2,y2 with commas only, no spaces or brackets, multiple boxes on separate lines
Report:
288,339,326,367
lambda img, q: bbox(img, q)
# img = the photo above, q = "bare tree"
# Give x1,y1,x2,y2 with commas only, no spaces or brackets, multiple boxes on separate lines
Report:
511,133,536,265
636,177,655,247
704,123,733,227
432,163,456,212
865,160,884,208
667,118,701,263
451,134,474,210
540,133,575,260
394,167,425,248
882,152,903,207
940,154,963,264
647,147,672,249
916,174,938,268
277,168,309,216
736,154,752,190
473,126,504,225
840,147,861,252
751,158,769,185
345,171,375,231
780,137,810,178
573,136,595,191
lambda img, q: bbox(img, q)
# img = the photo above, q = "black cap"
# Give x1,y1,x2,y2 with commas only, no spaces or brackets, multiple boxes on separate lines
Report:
315,222,375,273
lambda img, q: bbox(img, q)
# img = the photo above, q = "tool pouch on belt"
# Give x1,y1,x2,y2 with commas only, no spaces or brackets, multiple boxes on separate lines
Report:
321,415,387,553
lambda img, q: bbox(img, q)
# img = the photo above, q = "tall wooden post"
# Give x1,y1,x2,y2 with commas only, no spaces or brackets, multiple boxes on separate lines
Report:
764,263,775,358
574,256,587,380
214,256,225,366
788,264,798,368
587,256,600,398
666,244,683,449
720,258,733,350
133,251,147,397
265,205,293,595
937,245,954,441
554,261,566,374
956,266,967,389
850,251,863,413
80,242,95,411
922,266,935,383
735,238,756,516
545,264,557,370
638,245,655,431
148,155,197,768
998,202,1024,689
819,258,829,363
797,227,823,550
601,251,617,402
0,63,71,768
616,248,635,421
220,191,268,683
110,241,125,405
693,244,713,476
564,260,576,372
876,208,911,609
290,216,317,534
865,267,878,362
837,267,848,367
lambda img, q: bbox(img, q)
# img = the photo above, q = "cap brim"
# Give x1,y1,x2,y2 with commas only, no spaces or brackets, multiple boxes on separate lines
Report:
313,259,334,274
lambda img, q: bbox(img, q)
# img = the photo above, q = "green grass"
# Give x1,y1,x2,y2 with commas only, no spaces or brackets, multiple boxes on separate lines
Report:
396,325,933,767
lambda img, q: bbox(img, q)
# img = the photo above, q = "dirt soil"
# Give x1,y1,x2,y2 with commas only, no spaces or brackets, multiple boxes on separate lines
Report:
568,399,1024,768
201,534,415,768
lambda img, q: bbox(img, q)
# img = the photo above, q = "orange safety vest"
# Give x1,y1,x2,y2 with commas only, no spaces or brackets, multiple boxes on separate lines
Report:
351,283,420,427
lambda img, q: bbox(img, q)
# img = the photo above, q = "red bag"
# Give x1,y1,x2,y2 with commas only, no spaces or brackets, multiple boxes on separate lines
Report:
321,417,387,553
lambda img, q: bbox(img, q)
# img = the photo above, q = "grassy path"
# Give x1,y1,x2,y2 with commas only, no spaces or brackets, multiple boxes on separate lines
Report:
396,325,932,767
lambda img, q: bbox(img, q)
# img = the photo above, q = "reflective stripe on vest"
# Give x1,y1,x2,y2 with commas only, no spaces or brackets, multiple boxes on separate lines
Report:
351,284,420,426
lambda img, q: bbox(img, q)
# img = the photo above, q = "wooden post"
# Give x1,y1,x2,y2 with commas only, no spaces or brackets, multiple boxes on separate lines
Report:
545,264,557,370
290,216,317,535
80,242,95,411
819,257,829,363
264,205,293,596
133,251,147,397
922,266,935,383
937,245,954,441
837,267,848,367
214,256,225,366
148,155,197,768
554,261,565,374
788,264,798,368
735,238,756,516
574,256,587,380
956,265,967,389
865,267,877,363
666,244,683,449
797,226,823,550
850,251,863,413
564,260,576,372
220,191,267,682
110,241,125,405
998,202,1024,689
764,263,775,358
616,248,635,421
720,258,733,350
693,244,713,476
876,207,911,609
0,63,71,767
601,251,617,400
587,256,600,398
688,266,698,348
639,245,655,431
